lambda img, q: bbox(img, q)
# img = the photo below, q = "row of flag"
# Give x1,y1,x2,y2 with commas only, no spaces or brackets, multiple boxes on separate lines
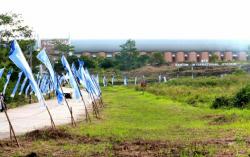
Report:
2,40,102,109
101,75,168,86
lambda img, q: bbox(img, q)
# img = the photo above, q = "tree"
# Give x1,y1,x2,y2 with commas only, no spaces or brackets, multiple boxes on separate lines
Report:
149,52,165,66
53,40,74,57
247,45,250,61
0,13,35,79
99,58,115,69
79,56,97,69
137,54,150,67
0,13,32,43
115,39,139,70
210,53,219,63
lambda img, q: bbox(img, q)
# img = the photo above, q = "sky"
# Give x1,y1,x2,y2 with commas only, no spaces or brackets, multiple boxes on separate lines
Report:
1,0,250,40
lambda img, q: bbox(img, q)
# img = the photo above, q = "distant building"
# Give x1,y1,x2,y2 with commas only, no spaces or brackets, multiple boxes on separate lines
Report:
40,38,70,55
40,39,250,63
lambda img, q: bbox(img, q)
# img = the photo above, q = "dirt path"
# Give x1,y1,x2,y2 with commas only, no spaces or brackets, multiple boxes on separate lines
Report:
0,87,92,139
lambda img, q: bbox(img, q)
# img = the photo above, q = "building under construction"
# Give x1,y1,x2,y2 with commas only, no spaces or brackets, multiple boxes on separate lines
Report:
41,39,250,63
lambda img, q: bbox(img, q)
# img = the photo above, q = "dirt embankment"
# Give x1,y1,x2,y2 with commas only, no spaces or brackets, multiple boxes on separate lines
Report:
0,128,249,156
124,65,238,81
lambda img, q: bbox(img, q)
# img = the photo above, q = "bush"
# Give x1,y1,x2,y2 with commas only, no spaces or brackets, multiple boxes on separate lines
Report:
212,84,250,109
233,84,250,108
211,96,232,109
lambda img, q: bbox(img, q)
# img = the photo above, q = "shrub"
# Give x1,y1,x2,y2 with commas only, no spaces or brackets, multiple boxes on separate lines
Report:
233,84,250,108
211,96,232,109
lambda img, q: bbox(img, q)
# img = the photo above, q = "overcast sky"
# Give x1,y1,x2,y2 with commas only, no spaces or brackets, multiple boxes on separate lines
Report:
1,0,250,40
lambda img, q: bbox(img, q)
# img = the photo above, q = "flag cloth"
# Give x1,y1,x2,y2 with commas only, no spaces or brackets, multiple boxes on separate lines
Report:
103,76,107,87
111,75,114,85
71,63,79,79
2,69,13,94
95,74,99,85
19,77,28,95
0,68,5,79
11,71,23,97
78,62,95,95
61,55,81,100
124,77,127,86
9,40,44,106
85,68,100,96
25,83,31,97
37,49,64,104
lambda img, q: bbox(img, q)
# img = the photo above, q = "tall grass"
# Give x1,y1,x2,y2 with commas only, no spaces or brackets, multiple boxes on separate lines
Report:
143,74,250,107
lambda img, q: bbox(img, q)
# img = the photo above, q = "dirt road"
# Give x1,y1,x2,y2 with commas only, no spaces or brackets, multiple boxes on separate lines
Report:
0,88,92,139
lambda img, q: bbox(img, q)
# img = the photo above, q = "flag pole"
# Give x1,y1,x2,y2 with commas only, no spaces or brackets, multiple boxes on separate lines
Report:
81,72,99,118
44,103,56,129
0,97,19,147
71,74,91,122
86,87,100,118
91,76,104,108
56,73,76,126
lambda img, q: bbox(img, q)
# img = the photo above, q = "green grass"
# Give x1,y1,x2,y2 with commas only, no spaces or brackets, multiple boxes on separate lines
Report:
4,74,250,156
66,85,250,141
143,74,250,107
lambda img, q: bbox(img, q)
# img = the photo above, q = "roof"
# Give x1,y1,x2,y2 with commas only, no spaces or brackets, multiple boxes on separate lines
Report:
71,39,250,53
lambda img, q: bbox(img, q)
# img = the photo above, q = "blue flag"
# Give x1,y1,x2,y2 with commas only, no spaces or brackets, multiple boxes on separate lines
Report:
37,49,64,104
124,76,127,86
9,40,45,106
25,83,31,97
61,55,81,100
19,77,28,95
103,76,107,87
11,71,23,97
85,68,101,97
3,69,13,94
0,68,5,79
78,61,101,98
111,75,114,85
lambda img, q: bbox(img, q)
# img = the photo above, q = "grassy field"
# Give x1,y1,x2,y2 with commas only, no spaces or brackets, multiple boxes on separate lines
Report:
144,73,250,108
2,74,250,156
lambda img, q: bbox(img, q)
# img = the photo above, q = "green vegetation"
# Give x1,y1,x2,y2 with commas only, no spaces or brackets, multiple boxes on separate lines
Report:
4,79,250,156
143,73,250,108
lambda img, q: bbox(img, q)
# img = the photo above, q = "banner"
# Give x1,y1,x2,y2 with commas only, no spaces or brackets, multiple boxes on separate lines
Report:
3,69,13,94
61,55,81,100
11,71,23,97
0,68,5,79
19,77,28,95
124,76,127,86
9,40,45,106
37,49,63,104
25,83,31,97
111,75,114,85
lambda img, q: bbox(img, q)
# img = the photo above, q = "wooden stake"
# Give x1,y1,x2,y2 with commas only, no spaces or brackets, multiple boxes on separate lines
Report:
88,91,99,118
71,74,91,122
45,105,56,129
57,77,76,126
1,100,19,147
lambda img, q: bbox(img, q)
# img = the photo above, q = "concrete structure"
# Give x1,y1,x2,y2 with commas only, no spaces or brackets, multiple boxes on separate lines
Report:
40,39,250,63
176,52,185,62
82,52,91,56
188,52,197,62
200,52,209,62
164,52,173,63
41,39,70,55
97,52,106,57
224,52,233,61
238,52,247,61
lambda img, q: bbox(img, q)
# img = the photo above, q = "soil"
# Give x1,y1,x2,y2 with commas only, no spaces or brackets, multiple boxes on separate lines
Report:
0,128,249,157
